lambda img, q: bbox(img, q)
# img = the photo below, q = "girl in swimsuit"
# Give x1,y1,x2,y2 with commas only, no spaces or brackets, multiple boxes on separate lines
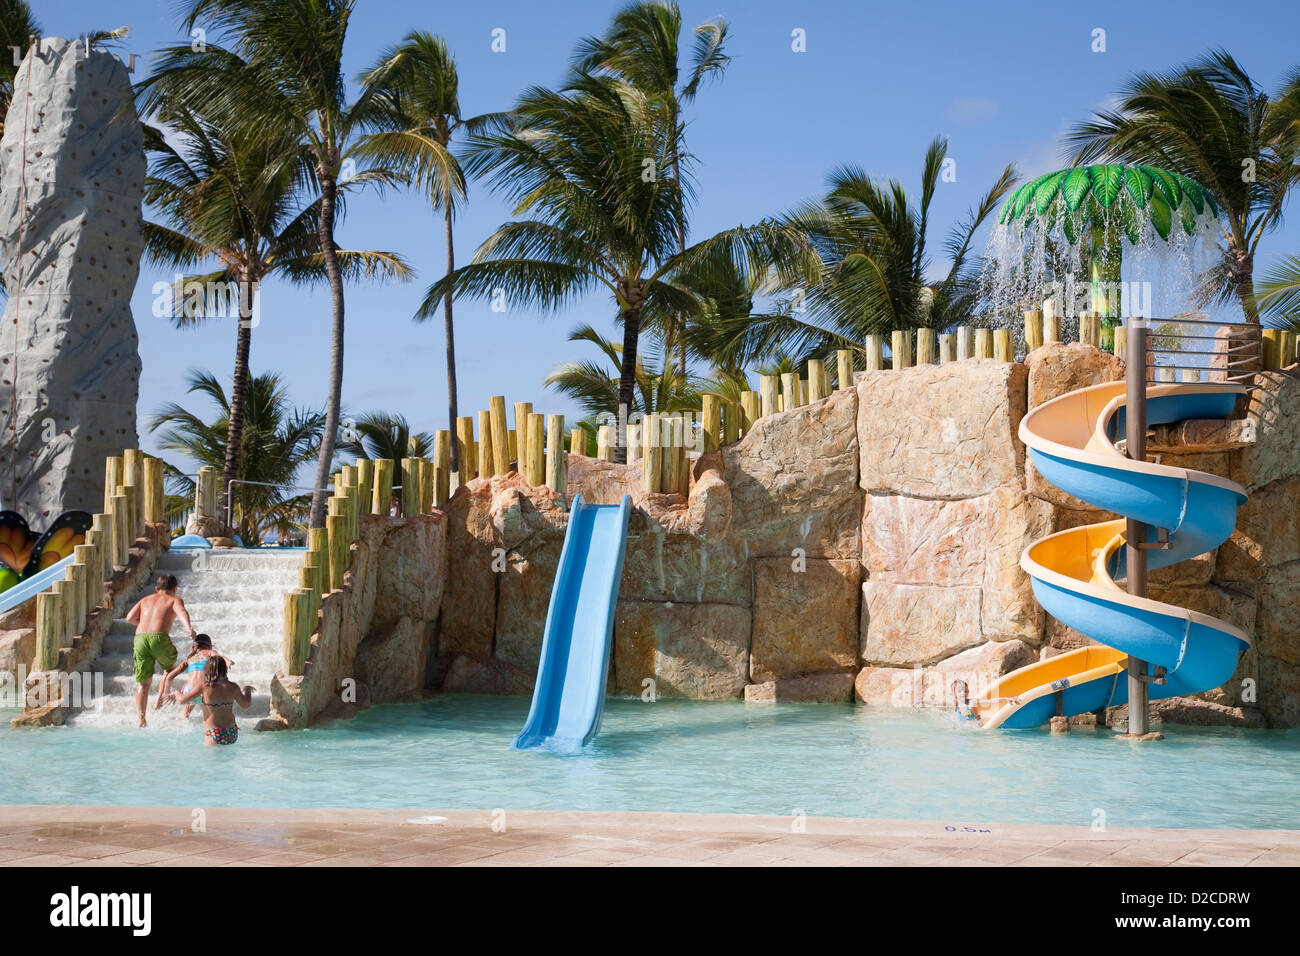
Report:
168,657,252,746
155,634,233,719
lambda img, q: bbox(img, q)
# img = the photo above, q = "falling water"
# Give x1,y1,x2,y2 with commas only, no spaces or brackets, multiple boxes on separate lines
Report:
71,549,304,729
979,203,1226,369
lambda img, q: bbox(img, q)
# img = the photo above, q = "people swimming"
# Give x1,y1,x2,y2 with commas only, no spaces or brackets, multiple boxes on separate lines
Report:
167,657,253,746
125,574,196,728
155,634,233,719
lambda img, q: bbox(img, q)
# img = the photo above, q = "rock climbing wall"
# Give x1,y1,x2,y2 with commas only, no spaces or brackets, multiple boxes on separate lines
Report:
0,37,144,520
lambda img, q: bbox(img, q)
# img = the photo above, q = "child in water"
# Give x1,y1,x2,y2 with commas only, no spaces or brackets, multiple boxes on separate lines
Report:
952,680,979,722
168,657,253,746
155,634,233,719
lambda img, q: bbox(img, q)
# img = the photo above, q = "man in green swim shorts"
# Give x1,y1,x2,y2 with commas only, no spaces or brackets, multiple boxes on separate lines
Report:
125,574,196,728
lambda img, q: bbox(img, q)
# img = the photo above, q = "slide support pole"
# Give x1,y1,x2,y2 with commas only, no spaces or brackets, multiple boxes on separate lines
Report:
1125,317,1150,736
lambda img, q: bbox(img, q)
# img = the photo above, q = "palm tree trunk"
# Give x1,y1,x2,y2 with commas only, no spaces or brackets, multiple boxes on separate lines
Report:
672,149,687,379
443,202,460,475
616,307,640,465
220,272,254,532
309,172,345,530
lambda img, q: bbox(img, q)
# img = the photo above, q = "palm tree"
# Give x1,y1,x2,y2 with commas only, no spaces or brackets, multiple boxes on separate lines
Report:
545,325,704,420
150,370,325,544
1257,255,1300,330
422,74,816,462
0,0,39,139
335,411,434,462
358,32,508,477
142,103,409,529
139,0,404,529
572,0,730,375
689,138,1016,366
1066,50,1300,325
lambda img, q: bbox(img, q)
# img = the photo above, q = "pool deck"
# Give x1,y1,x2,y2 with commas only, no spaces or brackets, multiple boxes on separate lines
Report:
1,806,1298,866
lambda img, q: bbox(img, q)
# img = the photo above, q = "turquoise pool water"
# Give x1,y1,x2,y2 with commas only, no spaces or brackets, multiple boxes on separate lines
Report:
2,695,1297,830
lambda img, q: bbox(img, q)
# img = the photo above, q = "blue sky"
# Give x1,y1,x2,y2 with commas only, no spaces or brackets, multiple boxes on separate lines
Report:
37,0,1300,472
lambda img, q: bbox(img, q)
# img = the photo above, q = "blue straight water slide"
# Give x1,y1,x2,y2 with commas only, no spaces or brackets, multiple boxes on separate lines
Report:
513,493,632,750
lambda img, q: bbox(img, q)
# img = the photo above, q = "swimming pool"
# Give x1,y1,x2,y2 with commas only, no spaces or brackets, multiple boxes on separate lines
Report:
2,695,1296,830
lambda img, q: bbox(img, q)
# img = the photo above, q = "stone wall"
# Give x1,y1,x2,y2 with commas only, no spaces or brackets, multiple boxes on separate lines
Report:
432,345,1300,728
268,513,446,728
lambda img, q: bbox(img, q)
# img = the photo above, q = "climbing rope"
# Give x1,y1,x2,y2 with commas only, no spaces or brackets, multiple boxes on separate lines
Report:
9,40,35,507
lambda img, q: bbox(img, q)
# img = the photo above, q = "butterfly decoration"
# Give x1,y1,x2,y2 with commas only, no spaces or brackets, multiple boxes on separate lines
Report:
0,511,94,594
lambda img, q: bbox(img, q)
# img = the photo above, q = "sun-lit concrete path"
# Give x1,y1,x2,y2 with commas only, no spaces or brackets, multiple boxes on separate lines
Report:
1,806,1297,866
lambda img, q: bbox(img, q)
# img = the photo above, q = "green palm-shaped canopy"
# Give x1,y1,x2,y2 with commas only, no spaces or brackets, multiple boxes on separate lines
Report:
999,163,1219,243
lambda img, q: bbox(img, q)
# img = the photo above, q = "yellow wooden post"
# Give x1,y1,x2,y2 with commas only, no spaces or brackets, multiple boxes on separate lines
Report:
514,401,533,470
477,410,494,476
806,361,825,402
1043,298,1060,342
1024,309,1043,352
974,328,993,359
702,394,722,451
596,424,615,461
75,542,99,615
660,414,680,493
400,458,419,517
36,591,61,670
569,428,586,457
1113,324,1127,358
1079,310,1098,347
64,563,85,639
284,588,312,676
327,514,349,591
642,413,662,493
433,432,451,505
938,334,956,363
865,334,884,371
308,527,329,596
628,421,642,463
759,374,778,418
489,396,510,475
456,416,477,480
91,514,111,582
546,414,566,493
740,392,759,434
104,456,123,515
1263,329,1281,370
123,448,143,538
1281,331,1297,368
722,400,740,445
301,552,321,609
916,328,937,365
836,349,852,390
956,326,973,360
372,459,394,517
508,430,518,469
994,329,1013,362
674,413,691,494
356,459,374,517
421,457,435,514
524,413,545,486
781,372,800,409
141,457,163,524
891,330,912,369
111,491,130,566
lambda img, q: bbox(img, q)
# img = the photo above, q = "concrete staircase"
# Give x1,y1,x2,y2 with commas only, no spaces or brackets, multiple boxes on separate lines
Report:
72,549,304,728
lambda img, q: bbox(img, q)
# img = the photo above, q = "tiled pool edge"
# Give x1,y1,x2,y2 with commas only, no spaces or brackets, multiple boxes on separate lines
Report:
1,806,1297,866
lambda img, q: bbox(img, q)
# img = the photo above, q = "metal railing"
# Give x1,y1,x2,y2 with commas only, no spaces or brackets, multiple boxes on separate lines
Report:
1140,317,1262,386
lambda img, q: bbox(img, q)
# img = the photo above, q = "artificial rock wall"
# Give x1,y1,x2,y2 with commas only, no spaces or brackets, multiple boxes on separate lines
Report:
432,344,1300,728
0,38,144,518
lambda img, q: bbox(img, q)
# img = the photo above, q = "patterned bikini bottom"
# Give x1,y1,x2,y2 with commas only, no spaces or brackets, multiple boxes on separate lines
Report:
205,725,238,746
